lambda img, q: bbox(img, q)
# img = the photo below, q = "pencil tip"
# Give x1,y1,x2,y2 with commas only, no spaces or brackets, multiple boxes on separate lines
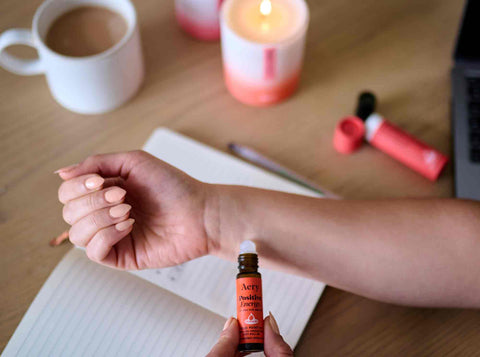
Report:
227,143,236,151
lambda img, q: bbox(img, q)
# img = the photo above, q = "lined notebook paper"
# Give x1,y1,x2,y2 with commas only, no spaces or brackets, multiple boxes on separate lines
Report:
3,128,326,356
3,249,225,357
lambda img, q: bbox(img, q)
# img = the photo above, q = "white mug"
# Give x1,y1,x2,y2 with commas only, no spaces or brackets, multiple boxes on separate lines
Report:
0,0,144,114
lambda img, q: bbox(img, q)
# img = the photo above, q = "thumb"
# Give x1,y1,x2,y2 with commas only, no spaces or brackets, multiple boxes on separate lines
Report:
206,317,240,357
55,151,149,180
264,313,294,357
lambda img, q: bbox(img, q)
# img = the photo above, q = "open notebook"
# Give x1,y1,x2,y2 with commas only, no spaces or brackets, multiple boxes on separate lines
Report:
3,128,326,357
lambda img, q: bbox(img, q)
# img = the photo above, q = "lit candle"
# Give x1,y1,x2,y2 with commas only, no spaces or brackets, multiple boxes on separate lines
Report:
220,0,309,106
175,0,224,41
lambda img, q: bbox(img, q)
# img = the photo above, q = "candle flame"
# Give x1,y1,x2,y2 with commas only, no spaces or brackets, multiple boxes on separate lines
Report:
260,0,272,16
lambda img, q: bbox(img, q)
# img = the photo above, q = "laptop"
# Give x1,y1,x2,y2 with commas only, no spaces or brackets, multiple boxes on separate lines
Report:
452,0,480,200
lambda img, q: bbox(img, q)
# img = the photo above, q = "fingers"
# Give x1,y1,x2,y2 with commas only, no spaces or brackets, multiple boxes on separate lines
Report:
206,318,240,357
206,313,292,357
63,187,126,224
86,218,135,262
69,204,132,247
58,174,105,204
56,153,141,266
55,150,151,180
264,313,294,357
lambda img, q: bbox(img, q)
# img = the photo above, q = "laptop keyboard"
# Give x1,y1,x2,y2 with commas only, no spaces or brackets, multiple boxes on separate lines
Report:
467,78,480,162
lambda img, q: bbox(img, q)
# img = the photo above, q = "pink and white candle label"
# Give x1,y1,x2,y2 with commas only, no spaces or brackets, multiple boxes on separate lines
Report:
264,48,277,81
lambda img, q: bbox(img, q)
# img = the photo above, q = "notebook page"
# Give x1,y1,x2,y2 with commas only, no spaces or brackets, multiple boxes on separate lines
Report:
3,249,225,357
136,128,326,347
143,128,321,196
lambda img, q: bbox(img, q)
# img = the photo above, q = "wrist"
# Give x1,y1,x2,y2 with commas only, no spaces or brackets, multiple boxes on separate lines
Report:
203,183,221,254
203,184,254,260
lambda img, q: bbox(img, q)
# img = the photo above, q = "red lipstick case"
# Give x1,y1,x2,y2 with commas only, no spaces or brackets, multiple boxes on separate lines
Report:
333,114,449,181
364,114,448,181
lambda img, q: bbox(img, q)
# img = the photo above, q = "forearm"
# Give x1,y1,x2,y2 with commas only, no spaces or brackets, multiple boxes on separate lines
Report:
206,185,480,308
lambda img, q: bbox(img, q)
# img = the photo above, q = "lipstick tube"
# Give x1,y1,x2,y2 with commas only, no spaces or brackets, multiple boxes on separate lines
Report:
365,113,448,181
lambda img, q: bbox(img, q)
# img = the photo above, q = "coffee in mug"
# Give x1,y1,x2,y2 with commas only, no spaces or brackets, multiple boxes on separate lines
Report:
46,6,127,57
0,0,144,114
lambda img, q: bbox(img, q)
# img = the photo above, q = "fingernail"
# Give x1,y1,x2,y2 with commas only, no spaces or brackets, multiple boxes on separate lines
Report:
85,176,104,190
54,163,79,174
110,204,131,218
223,317,234,331
269,311,280,334
105,187,126,203
115,218,135,231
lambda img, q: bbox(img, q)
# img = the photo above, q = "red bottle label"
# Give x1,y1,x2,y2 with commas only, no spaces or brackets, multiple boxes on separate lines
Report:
370,120,449,181
236,277,264,344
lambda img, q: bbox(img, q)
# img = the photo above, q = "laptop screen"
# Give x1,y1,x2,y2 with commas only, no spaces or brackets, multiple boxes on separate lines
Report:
455,0,480,61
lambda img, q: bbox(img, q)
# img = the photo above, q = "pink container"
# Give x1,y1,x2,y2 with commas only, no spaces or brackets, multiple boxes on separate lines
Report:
175,0,223,41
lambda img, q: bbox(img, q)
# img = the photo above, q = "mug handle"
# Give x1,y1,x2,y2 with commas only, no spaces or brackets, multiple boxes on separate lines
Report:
0,29,43,75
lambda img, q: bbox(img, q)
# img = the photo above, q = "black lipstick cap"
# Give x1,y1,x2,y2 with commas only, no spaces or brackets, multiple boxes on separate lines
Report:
355,92,376,121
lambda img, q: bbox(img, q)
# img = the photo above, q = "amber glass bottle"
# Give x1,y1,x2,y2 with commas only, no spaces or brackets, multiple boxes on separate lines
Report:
236,241,264,353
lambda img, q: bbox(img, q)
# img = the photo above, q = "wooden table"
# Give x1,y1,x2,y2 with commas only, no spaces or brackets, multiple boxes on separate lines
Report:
2,0,478,355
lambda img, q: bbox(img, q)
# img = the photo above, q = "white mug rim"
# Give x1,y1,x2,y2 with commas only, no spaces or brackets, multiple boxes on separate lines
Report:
31,0,137,63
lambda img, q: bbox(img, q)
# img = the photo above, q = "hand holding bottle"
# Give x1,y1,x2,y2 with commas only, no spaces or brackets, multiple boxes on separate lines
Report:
206,313,293,357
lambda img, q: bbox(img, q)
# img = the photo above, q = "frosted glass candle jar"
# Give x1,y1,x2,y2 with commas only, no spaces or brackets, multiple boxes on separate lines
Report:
220,0,309,106
175,0,223,41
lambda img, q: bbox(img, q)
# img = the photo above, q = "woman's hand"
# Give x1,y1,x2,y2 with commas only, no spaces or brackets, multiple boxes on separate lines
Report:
206,313,293,357
57,150,213,270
